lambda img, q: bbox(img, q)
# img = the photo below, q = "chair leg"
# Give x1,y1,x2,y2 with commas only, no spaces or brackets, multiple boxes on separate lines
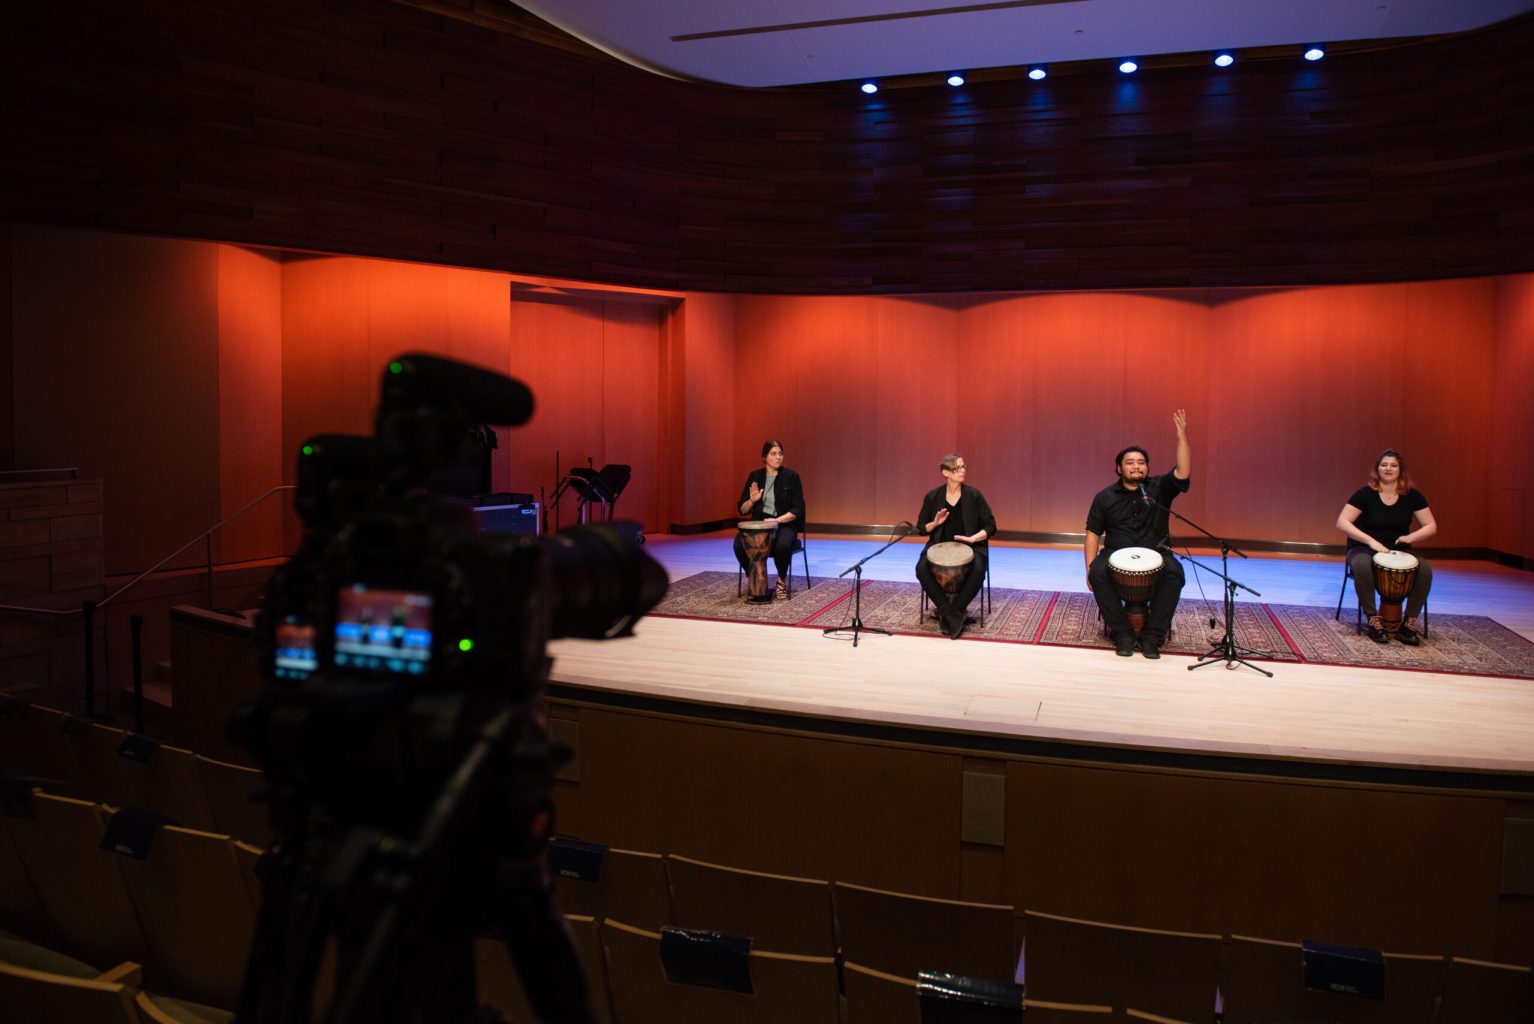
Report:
737,566,743,597
800,541,812,591
1335,560,1351,621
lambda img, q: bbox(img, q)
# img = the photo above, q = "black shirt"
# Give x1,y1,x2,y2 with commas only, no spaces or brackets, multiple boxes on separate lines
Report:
1085,472,1190,553
1345,486,1429,551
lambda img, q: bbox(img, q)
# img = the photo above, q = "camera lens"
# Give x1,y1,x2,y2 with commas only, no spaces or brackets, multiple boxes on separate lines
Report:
544,522,668,639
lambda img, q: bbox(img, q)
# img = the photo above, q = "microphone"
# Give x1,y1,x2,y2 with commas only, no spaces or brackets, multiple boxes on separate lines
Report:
1138,483,1152,506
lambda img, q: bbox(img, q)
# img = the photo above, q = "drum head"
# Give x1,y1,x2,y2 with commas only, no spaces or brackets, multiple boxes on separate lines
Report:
927,541,975,568
1372,550,1419,571
737,520,776,531
1108,546,1164,573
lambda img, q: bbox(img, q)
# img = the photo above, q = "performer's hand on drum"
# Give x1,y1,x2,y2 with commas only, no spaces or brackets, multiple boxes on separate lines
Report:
930,508,950,531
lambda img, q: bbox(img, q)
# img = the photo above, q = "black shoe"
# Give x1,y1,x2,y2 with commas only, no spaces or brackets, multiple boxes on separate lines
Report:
945,607,966,640
1396,622,1421,646
1140,636,1161,660
1114,632,1135,657
1365,616,1389,644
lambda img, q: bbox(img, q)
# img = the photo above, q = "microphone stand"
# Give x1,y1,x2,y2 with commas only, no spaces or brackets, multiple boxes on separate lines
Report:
1152,500,1274,677
824,525,911,648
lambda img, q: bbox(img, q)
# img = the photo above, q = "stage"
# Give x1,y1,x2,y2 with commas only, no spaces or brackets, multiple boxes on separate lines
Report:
549,535,1534,780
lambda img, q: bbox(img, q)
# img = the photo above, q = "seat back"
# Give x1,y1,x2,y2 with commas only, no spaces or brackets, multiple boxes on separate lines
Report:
666,853,835,956
1223,934,1442,1024
833,880,1016,982
1436,956,1534,1024
476,913,611,1024
551,843,672,930
1023,909,1220,1021
0,961,138,1024
107,811,256,1009
195,754,271,848
3,791,151,969
601,918,839,1024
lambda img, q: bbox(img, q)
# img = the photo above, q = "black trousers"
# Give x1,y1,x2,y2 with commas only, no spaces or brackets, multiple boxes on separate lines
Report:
733,525,798,582
1089,551,1185,641
917,550,985,621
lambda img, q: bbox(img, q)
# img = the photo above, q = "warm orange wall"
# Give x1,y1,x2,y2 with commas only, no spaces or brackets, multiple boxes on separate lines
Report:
5,228,1521,570
732,282,1497,547
279,257,668,538
675,292,736,526
10,226,222,574
216,246,285,564
1493,275,1534,557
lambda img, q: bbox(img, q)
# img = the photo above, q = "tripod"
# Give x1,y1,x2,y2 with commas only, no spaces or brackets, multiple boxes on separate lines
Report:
823,525,911,648
1154,500,1274,676
1184,541,1274,677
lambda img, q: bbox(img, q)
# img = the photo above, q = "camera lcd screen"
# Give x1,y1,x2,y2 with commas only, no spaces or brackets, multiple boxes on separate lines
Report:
333,584,434,677
274,617,319,680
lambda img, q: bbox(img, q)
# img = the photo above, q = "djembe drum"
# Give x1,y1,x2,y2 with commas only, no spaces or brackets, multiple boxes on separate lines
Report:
927,542,975,604
738,520,778,602
1108,546,1165,633
1371,550,1419,636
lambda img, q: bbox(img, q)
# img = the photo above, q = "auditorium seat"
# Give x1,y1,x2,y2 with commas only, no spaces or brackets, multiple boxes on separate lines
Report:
233,840,265,912
6,704,99,798
134,988,237,1023
1436,955,1534,1024
843,959,1122,1024
1222,933,1442,1024
3,790,152,970
665,853,836,956
0,957,142,1024
832,880,1017,981
549,842,673,930
0,812,53,946
1022,909,1221,1022
105,808,257,1009
475,913,611,1024
83,723,154,812
601,917,839,1023
194,754,271,849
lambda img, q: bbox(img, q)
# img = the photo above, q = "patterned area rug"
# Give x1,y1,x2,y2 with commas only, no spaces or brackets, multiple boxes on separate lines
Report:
1035,592,1297,663
651,572,1534,679
1267,603,1534,678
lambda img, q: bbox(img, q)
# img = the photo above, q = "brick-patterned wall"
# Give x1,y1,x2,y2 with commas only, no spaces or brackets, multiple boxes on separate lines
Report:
0,478,105,712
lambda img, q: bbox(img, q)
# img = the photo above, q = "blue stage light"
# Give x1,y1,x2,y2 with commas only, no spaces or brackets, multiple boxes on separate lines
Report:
947,72,966,87
861,81,879,94
1214,52,1235,68
1118,59,1138,74
1028,66,1047,81
1304,46,1325,61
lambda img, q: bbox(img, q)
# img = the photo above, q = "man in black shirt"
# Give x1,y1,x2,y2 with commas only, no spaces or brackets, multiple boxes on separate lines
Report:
1084,410,1191,659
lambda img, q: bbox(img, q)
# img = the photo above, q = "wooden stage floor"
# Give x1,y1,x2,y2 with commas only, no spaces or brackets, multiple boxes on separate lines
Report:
547,535,1534,781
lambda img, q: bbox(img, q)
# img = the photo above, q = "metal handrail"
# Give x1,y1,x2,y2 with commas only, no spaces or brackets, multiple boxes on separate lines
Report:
0,484,295,616
0,483,296,721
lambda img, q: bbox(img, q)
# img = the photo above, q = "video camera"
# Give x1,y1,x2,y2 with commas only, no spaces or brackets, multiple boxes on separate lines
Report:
234,354,667,1024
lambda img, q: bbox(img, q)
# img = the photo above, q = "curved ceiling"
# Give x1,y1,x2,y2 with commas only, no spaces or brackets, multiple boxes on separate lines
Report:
514,0,1534,87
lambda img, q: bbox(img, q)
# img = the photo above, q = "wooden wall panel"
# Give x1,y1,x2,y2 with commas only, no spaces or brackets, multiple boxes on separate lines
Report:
576,708,965,897
597,301,663,531
874,298,962,523
1493,275,1534,560
11,226,221,575
675,292,736,527
735,296,884,526
1005,761,1506,956
215,245,285,564
5,1,1534,294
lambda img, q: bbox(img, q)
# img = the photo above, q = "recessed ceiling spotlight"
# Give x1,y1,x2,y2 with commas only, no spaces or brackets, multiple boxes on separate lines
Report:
1028,66,1047,81
1118,59,1139,74
860,80,879,94
1304,46,1325,61
947,72,966,87
1214,52,1235,68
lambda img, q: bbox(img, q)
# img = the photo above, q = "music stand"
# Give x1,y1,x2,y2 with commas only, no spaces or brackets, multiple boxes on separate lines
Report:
596,464,632,518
